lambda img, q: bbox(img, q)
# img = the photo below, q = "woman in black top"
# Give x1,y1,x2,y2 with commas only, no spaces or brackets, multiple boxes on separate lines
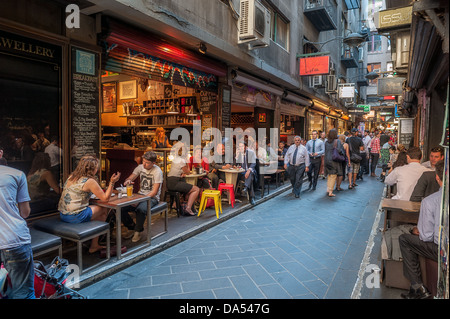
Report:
324,128,344,197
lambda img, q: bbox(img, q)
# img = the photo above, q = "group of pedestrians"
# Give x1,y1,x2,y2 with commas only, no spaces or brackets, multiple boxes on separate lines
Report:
282,127,395,198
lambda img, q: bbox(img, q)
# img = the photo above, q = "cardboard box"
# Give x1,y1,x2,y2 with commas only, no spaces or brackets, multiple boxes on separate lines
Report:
383,257,427,290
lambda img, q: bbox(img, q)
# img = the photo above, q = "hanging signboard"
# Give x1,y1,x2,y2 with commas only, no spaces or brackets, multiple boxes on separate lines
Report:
377,77,405,96
374,6,412,32
398,117,414,146
299,56,330,76
338,84,355,98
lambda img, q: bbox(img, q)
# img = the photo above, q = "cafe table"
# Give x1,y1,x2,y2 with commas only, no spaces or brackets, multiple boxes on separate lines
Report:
381,198,421,230
91,193,152,259
219,168,245,190
185,172,207,186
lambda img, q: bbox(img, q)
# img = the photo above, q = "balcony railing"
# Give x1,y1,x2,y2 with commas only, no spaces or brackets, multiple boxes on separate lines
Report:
341,46,359,68
304,0,337,32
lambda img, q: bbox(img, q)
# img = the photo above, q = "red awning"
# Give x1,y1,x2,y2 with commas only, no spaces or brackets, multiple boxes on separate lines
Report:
104,19,227,77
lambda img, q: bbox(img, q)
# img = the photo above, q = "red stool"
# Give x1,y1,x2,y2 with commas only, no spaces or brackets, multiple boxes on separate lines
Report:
218,183,235,208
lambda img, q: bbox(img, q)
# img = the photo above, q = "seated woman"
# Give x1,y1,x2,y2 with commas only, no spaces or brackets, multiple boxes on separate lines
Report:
188,146,212,189
167,142,200,216
27,152,62,213
58,155,120,253
152,127,171,149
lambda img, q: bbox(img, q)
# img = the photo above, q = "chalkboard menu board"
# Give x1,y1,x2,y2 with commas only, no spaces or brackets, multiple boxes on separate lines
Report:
221,86,231,129
398,118,414,147
70,46,100,170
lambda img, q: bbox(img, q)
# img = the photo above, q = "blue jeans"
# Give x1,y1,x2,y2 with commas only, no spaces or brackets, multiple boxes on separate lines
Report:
0,244,35,299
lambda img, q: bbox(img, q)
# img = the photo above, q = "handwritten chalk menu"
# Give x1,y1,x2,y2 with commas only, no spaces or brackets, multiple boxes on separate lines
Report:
221,86,231,129
70,47,100,169
398,118,414,146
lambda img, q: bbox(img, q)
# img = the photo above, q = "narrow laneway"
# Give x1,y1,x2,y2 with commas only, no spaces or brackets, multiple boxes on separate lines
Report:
80,174,385,299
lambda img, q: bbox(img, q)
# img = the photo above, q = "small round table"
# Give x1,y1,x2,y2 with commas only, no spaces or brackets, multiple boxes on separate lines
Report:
185,172,207,186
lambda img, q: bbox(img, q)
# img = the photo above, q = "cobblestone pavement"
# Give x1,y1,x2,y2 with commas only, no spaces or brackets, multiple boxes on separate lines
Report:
80,174,386,299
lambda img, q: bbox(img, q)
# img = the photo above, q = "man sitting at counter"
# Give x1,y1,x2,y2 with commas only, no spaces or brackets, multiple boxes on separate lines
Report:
235,141,257,206
121,151,163,243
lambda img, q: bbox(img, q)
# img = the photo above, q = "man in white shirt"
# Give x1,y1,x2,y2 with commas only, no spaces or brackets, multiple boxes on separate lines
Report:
384,147,431,200
361,130,372,175
44,136,62,183
284,136,310,198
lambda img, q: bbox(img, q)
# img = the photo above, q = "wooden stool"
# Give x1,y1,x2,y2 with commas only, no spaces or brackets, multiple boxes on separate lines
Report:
198,190,222,219
218,183,235,208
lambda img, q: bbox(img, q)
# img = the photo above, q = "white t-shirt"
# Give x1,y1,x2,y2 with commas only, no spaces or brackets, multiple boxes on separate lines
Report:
168,157,187,178
132,164,163,201
0,166,31,249
384,162,432,200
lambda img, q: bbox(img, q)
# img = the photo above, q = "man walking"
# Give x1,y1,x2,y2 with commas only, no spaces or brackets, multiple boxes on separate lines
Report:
306,130,324,190
347,128,364,188
284,136,310,198
361,130,371,175
0,165,35,299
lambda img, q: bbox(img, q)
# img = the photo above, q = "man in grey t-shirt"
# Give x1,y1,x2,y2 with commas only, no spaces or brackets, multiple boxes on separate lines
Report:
121,151,163,242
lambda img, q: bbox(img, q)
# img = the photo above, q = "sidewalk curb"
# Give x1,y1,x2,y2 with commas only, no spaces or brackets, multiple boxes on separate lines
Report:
77,183,293,289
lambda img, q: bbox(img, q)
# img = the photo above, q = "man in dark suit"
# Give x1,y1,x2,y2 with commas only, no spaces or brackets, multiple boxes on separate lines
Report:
235,141,257,205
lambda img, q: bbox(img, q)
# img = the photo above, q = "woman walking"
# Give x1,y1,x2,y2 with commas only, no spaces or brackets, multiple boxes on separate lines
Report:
324,129,344,197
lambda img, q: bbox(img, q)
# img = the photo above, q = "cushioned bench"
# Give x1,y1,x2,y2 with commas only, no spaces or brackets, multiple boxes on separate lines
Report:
32,216,110,274
147,201,168,243
30,228,62,258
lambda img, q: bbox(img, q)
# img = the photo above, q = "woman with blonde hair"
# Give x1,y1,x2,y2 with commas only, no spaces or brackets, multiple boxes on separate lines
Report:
58,155,120,253
324,129,344,197
335,135,351,191
152,127,171,149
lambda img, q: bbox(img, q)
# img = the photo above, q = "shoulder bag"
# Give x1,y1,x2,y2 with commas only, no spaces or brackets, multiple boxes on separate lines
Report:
349,138,362,163
332,140,345,162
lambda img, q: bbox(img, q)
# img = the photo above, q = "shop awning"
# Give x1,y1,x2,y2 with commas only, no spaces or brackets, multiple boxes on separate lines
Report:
100,18,226,91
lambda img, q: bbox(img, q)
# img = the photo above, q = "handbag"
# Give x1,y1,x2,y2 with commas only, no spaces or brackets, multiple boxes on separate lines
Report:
349,140,362,163
332,140,345,162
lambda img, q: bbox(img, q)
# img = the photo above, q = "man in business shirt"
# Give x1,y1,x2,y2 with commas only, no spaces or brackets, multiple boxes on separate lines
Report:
384,146,431,200
398,160,444,299
306,130,324,191
284,136,310,198
235,141,257,205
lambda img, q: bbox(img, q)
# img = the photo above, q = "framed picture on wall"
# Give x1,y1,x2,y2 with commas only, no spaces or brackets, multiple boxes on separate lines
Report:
258,113,266,123
102,82,117,113
119,80,137,100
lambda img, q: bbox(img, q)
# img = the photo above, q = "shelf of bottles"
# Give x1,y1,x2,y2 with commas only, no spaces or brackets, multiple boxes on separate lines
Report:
120,96,198,126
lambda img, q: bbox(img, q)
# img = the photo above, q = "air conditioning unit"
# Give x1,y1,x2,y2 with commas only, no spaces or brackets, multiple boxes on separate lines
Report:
238,0,271,49
309,75,324,88
326,75,337,93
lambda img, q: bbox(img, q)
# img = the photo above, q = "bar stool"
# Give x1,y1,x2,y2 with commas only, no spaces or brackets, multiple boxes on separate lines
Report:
218,183,235,208
198,190,222,219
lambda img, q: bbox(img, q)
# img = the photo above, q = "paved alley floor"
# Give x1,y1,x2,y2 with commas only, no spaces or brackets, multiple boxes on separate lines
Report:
80,172,388,300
